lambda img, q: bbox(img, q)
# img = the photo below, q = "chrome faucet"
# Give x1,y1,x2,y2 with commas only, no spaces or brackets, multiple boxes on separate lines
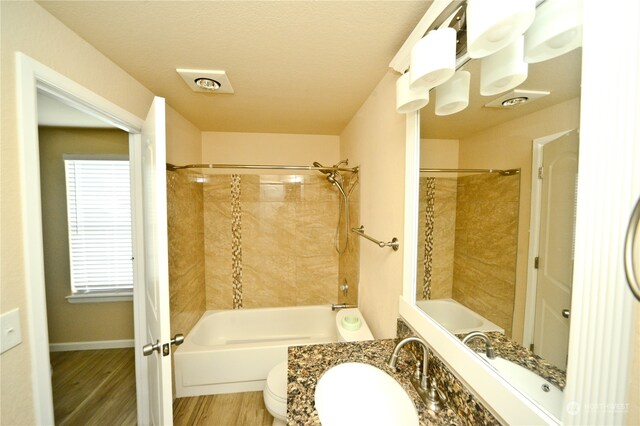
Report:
462,331,496,359
387,337,446,412
331,303,356,311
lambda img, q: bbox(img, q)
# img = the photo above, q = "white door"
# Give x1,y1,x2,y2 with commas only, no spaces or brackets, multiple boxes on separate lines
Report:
140,97,173,424
533,130,579,370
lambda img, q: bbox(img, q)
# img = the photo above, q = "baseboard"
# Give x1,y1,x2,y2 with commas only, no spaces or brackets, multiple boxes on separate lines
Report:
49,339,135,352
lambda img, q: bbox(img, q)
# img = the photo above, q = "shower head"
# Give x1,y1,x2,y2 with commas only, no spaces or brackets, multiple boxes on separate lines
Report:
313,161,333,175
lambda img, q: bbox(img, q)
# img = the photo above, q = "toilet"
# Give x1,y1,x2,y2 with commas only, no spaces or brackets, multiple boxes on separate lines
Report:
263,360,288,426
263,308,373,425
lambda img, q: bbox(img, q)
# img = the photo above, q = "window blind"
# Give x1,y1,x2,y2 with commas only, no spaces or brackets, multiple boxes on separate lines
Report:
64,158,133,294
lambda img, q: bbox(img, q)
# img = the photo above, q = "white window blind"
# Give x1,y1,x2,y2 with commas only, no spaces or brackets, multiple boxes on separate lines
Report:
64,157,133,294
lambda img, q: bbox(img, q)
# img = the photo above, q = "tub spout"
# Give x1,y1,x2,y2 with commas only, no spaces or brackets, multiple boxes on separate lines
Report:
331,303,356,311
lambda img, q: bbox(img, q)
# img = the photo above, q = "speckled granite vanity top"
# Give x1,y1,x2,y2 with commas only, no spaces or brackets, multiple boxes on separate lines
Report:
287,340,461,426
458,331,566,390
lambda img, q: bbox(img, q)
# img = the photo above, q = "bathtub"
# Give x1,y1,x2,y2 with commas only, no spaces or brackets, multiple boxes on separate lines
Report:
416,298,504,335
174,304,373,397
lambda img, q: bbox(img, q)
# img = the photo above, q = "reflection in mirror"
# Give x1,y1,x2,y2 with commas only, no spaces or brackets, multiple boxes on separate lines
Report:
416,167,520,337
414,48,581,382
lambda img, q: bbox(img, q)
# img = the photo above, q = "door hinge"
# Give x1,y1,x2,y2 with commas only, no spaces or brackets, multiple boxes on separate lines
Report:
538,166,544,179
534,256,539,269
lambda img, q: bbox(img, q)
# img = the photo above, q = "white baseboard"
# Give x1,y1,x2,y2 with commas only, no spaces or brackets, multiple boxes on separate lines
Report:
49,339,135,352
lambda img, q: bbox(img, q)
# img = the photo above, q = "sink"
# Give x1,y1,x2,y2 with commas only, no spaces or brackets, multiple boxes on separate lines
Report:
479,354,563,419
315,362,419,426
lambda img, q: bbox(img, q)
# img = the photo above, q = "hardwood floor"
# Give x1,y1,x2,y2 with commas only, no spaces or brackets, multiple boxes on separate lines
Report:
51,348,274,425
173,392,274,426
50,348,137,426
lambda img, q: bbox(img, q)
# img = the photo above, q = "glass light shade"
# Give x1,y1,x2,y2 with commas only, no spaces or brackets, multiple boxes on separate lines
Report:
435,70,470,116
467,0,536,59
480,36,528,96
396,72,429,114
409,28,456,90
524,0,583,63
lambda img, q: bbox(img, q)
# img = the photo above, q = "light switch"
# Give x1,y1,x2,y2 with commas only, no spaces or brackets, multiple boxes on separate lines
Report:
0,308,23,354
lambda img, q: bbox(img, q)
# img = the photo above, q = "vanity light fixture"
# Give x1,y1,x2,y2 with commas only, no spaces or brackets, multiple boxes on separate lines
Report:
524,0,583,63
435,70,471,116
409,27,457,90
466,0,536,59
396,72,429,113
480,36,528,96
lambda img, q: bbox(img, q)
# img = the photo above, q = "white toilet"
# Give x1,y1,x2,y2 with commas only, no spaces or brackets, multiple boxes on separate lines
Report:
263,360,288,426
263,308,373,425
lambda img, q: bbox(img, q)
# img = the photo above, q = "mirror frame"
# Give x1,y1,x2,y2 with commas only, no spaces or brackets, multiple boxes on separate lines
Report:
397,2,639,424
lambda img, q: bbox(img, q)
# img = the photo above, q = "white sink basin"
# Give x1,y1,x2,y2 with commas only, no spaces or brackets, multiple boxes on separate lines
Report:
315,362,419,426
479,354,563,419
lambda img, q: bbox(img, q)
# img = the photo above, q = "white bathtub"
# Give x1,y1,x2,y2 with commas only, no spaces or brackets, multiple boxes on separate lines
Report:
416,298,504,335
174,305,372,397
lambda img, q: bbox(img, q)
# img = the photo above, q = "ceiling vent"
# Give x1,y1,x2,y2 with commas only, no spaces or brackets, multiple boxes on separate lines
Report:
484,89,550,108
177,69,234,94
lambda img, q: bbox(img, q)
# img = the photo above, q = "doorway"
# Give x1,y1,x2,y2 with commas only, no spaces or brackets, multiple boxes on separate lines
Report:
37,98,138,422
15,53,154,424
524,129,579,370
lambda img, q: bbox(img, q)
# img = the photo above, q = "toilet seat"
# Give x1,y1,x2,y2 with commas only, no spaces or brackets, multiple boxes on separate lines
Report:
264,361,287,422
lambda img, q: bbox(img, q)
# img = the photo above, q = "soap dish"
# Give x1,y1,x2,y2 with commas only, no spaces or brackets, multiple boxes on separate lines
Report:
341,315,362,331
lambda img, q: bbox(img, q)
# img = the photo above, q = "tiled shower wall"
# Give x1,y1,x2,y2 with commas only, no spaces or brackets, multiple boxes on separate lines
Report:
202,173,358,309
417,173,519,337
167,170,206,338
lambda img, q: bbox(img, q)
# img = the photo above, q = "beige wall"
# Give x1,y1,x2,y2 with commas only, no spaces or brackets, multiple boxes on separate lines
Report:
340,70,406,339
0,2,201,422
458,97,581,342
38,127,135,343
166,105,202,166
201,131,340,171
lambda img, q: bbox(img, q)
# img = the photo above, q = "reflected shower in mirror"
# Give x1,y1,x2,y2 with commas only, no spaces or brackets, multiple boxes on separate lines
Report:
416,167,520,337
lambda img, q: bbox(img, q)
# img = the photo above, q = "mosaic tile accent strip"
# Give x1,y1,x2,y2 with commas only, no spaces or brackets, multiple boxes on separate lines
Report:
230,174,243,309
423,177,435,300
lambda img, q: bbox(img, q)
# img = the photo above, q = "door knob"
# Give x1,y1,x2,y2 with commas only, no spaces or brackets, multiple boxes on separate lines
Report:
171,334,184,346
142,340,160,356
562,309,570,318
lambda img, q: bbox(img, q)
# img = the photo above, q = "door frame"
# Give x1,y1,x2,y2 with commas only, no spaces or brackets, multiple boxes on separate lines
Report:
15,52,150,424
522,128,576,348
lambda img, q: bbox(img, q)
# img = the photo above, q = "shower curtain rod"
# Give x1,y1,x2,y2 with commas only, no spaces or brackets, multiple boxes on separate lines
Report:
420,168,520,176
166,163,359,173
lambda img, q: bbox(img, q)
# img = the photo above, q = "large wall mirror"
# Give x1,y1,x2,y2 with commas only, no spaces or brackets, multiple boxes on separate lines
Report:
406,2,582,421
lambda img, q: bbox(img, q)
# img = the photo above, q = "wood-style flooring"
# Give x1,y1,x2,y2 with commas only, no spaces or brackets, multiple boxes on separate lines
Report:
50,348,274,425
50,348,137,425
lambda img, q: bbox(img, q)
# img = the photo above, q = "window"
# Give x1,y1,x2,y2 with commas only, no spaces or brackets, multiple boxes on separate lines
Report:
64,155,133,302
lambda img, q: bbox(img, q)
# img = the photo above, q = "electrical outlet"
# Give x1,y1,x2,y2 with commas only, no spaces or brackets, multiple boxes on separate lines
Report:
0,308,23,354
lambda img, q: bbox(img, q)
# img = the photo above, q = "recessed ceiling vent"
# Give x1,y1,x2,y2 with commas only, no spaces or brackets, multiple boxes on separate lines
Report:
177,69,234,94
484,89,550,108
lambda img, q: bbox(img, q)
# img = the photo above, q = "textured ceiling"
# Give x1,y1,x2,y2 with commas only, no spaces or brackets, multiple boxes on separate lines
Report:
37,1,431,135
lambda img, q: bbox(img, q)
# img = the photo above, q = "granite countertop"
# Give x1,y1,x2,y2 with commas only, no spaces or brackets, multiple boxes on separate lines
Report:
458,331,567,390
287,339,461,426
